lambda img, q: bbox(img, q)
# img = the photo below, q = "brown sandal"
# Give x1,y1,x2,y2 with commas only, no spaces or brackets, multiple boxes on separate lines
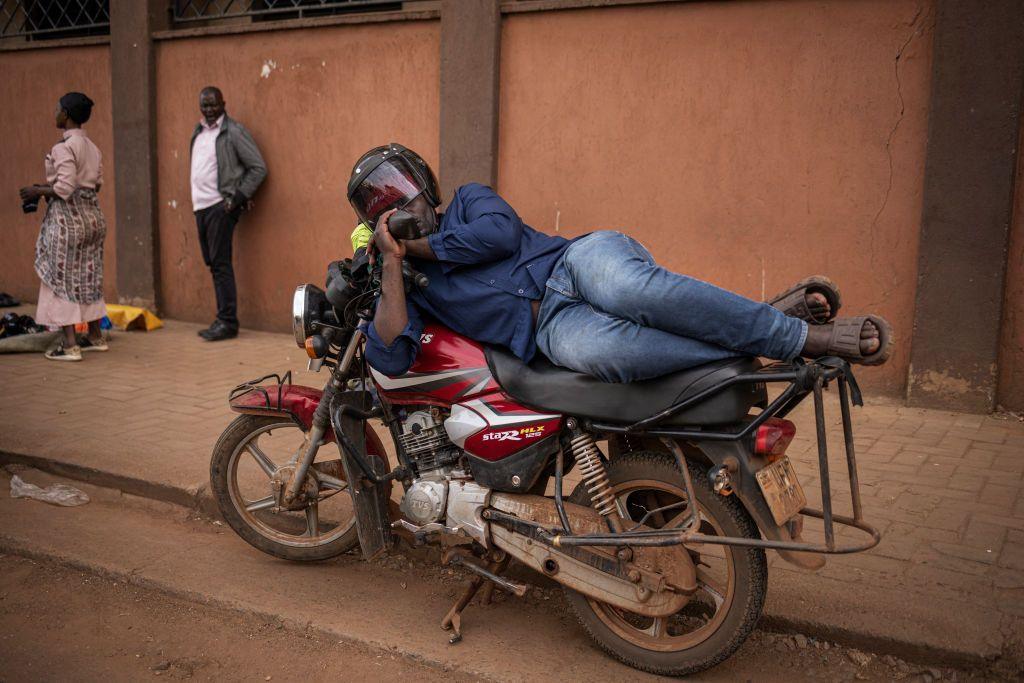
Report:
769,275,842,324
823,315,894,366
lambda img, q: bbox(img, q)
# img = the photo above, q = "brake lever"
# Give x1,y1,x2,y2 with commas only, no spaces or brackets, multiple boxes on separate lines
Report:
365,259,427,298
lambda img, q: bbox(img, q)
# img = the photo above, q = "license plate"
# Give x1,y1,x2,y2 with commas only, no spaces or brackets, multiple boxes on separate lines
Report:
756,456,807,525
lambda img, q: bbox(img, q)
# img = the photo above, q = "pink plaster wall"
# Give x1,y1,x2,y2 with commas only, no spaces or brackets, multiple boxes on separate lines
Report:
498,0,935,394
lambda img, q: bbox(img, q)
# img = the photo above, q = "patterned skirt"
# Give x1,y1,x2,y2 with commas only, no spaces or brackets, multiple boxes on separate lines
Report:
34,188,107,306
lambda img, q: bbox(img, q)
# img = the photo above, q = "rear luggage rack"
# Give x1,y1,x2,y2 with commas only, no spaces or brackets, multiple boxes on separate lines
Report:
562,357,881,555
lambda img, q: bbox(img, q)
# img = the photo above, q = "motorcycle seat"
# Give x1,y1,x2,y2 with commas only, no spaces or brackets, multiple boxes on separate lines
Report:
484,348,767,427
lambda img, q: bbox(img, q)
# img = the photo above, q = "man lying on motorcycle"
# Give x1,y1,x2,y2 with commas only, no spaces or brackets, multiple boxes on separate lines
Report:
347,143,893,382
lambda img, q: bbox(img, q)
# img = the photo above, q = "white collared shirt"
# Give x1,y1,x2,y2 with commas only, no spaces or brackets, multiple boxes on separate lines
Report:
190,115,223,211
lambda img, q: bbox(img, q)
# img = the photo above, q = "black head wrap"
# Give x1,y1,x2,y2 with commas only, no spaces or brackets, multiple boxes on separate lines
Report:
59,92,94,125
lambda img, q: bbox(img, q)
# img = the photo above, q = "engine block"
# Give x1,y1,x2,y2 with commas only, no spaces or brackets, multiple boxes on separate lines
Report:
398,409,460,474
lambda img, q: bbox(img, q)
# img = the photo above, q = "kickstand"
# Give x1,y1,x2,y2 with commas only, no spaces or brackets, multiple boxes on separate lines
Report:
478,556,510,606
440,550,524,645
447,612,463,645
440,564,488,645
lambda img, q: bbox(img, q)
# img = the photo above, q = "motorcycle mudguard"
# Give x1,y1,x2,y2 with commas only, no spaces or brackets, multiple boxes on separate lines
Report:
229,382,391,472
333,390,393,561
693,440,825,570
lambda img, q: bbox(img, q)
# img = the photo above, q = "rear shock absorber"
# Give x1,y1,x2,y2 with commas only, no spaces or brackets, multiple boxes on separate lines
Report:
566,419,622,531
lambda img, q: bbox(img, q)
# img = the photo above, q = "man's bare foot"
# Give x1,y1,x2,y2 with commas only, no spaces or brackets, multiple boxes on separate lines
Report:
768,277,841,324
803,319,880,357
806,292,830,321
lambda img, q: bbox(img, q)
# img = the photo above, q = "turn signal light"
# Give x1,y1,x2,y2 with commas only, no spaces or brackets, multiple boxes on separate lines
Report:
754,418,796,460
304,335,328,359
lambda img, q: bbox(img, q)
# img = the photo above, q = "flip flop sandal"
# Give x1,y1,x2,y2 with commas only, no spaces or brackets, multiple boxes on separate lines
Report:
768,275,842,324
824,315,894,366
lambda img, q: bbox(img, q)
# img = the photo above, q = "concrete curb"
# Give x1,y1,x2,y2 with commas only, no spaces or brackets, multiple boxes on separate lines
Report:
0,448,219,516
0,448,1000,671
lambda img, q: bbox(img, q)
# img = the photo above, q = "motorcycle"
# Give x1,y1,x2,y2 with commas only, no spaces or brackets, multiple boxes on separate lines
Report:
210,248,880,676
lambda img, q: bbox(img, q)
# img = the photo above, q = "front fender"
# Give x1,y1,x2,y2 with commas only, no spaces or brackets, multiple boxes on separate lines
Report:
229,384,389,463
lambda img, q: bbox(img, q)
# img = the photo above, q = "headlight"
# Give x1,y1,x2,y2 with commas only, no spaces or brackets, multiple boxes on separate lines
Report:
291,284,326,348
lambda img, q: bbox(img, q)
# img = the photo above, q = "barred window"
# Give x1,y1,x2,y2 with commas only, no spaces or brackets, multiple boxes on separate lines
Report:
1,0,110,40
171,0,403,26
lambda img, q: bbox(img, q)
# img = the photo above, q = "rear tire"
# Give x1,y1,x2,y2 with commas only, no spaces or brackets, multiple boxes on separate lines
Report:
565,449,767,676
210,415,359,562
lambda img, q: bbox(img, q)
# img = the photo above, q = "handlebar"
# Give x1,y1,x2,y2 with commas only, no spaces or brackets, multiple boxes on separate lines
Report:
322,248,428,329
401,261,429,289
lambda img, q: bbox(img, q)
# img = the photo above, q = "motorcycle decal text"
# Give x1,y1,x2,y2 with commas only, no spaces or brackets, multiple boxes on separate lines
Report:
481,425,546,442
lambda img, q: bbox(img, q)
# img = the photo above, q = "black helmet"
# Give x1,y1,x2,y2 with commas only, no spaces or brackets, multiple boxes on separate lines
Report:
346,143,440,227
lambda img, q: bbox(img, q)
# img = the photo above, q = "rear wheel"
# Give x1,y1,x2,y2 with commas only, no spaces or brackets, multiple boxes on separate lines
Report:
565,450,767,676
210,415,359,561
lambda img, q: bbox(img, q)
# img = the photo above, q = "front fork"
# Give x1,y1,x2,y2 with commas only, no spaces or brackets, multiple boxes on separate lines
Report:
282,330,364,505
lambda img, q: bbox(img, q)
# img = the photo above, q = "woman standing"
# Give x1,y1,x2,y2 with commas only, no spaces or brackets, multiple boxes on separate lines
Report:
19,92,108,362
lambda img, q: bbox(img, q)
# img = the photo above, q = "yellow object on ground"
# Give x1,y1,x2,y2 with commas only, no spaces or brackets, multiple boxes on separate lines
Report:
351,222,373,253
105,304,164,331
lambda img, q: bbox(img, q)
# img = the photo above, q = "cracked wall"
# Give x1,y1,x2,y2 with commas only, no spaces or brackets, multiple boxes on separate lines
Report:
498,0,935,395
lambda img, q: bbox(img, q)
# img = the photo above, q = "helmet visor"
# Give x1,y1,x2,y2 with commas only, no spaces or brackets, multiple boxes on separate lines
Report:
349,156,424,226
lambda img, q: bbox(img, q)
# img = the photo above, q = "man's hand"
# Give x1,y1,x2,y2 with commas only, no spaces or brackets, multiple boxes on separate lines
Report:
224,196,252,214
368,209,404,265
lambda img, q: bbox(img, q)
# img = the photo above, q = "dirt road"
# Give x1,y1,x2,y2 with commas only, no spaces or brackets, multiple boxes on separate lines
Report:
0,469,1002,682
0,555,468,682
0,554,975,683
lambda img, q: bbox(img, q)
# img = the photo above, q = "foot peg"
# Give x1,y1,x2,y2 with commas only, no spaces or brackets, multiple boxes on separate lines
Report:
448,553,527,597
440,550,523,644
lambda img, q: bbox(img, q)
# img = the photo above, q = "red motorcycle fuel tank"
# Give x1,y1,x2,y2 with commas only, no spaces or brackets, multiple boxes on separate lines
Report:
368,324,563,466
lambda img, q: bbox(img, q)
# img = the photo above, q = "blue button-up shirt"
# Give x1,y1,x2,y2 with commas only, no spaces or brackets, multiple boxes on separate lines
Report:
365,183,572,376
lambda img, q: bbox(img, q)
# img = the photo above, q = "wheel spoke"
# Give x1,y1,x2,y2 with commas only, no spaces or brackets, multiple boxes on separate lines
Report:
696,566,726,609
288,438,306,465
245,495,276,512
664,504,710,532
646,491,667,527
305,503,320,537
246,442,277,478
663,507,692,530
316,473,349,492
644,616,668,637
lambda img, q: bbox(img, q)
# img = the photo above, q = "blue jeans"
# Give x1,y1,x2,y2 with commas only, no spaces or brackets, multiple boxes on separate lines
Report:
534,231,808,383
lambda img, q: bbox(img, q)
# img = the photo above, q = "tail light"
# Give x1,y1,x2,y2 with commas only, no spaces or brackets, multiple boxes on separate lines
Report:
754,418,796,460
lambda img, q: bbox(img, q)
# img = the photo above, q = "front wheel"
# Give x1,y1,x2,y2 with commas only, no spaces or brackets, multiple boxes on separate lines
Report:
565,450,767,676
210,415,359,561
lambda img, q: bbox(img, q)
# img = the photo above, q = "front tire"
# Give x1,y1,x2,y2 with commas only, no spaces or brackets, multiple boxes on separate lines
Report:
565,450,767,676
210,415,359,561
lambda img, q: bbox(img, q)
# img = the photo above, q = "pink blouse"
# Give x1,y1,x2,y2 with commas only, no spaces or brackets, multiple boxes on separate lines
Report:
45,128,103,201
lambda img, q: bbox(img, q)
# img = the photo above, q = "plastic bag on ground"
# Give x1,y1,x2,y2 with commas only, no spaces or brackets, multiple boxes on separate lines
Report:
10,475,90,507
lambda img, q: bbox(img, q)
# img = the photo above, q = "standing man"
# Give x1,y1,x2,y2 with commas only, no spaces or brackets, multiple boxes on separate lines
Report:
189,86,267,341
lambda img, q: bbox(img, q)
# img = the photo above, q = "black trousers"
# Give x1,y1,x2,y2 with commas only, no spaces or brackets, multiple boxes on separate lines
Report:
195,202,239,330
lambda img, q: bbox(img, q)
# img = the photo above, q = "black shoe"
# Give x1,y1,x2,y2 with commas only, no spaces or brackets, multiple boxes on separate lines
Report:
202,320,238,342
197,321,218,338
